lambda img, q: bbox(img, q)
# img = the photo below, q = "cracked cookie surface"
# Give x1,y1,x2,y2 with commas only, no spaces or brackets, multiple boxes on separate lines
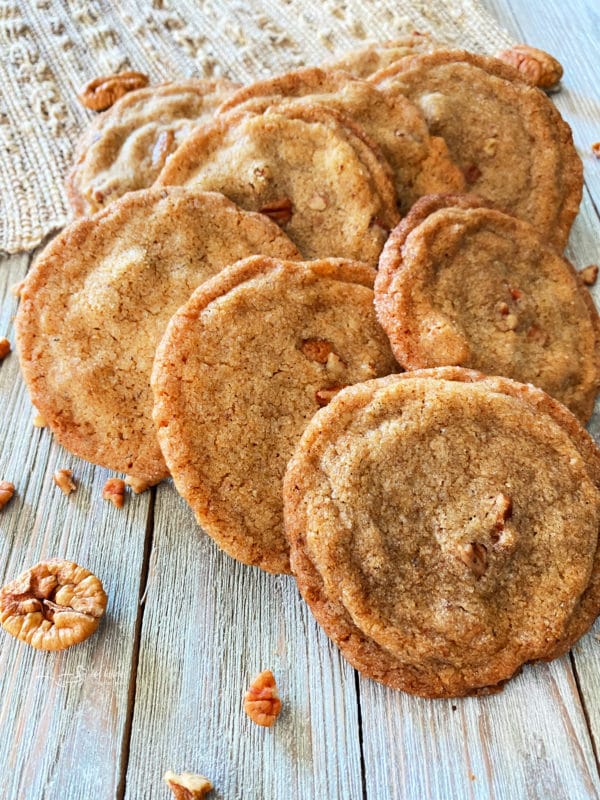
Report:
284,368,600,697
151,256,398,573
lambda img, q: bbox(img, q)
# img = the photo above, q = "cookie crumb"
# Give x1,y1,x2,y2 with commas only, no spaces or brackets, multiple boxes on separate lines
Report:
32,413,47,428
580,264,599,286
124,475,152,494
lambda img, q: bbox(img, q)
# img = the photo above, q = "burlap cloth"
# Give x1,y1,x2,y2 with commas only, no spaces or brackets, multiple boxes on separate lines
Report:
0,0,513,254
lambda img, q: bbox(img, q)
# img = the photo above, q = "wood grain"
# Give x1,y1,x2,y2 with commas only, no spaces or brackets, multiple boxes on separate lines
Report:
124,482,363,800
0,252,152,798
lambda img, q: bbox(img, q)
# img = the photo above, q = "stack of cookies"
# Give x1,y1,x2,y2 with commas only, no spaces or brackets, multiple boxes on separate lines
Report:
14,34,600,697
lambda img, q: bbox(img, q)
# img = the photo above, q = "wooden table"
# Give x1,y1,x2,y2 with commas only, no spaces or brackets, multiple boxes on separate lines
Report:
1,1,599,797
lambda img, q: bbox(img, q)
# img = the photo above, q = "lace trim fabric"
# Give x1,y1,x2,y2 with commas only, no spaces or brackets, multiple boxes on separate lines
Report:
0,0,513,254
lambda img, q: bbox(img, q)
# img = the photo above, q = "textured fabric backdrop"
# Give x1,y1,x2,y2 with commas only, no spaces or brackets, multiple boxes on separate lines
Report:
0,0,513,254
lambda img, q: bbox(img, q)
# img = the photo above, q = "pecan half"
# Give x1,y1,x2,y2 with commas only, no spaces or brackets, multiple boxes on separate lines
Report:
53,468,76,495
260,197,293,225
0,338,10,360
0,559,107,650
79,71,149,111
580,264,599,286
496,45,563,89
103,478,126,508
164,771,213,799
458,542,488,577
0,481,15,511
244,669,282,727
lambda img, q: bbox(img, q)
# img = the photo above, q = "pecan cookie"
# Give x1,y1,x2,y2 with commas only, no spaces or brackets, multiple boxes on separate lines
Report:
16,189,300,484
217,67,465,215
284,368,600,697
375,195,600,422
323,33,441,79
151,256,398,573
157,104,400,265
371,50,582,249
67,79,240,215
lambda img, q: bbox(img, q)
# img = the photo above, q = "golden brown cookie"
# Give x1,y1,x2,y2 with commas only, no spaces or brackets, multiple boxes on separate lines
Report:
66,79,240,216
374,195,600,422
284,368,600,697
217,67,465,215
151,256,398,573
371,50,582,249
323,33,441,79
157,104,400,265
16,189,300,484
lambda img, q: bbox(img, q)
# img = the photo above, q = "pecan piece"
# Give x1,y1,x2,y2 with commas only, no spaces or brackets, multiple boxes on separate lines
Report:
0,338,10,360
496,45,563,89
53,468,76,495
244,669,282,727
260,197,293,225
592,143,600,159
301,338,334,364
490,493,512,530
580,264,599,286
164,771,213,799
0,481,15,510
151,129,175,170
315,384,347,407
458,542,488,578
79,71,149,111
0,559,107,650
125,474,152,494
103,478,126,508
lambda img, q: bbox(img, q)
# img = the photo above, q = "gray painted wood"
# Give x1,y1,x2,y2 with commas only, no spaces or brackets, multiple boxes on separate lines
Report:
0,252,151,799
124,482,363,800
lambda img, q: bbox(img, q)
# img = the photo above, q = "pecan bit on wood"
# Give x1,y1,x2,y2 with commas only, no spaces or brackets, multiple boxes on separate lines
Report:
580,264,599,286
458,542,488,578
0,558,107,650
79,71,149,111
592,143,600,159
260,197,293,225
0,338,10,360
244,669,282,727
103,478,126,508
496,44,563,89
164,771,213,800
0,481,15,510
301,338,334,364
53,468,76,495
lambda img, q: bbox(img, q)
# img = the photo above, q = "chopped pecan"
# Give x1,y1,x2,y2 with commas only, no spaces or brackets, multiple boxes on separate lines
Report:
79,71,149,111
260,197,293,225
458,542,488,577
592,143,600,159
496,45,563,89
301,338,334,364
463,164,482,185
53,468,76,495
490,493,512,530
0,558,107,650
125,475,152,494
151,129,175,170
164,771,213,799
0,481,15,510
0,338,10,360
527,324,549,345
244,669,282,727
315,385,347,407
103,478,126,508
580,264,599,286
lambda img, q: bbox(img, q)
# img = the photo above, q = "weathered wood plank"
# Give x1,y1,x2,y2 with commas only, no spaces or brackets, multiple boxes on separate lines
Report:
124,483,363,800
0,252,151,799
